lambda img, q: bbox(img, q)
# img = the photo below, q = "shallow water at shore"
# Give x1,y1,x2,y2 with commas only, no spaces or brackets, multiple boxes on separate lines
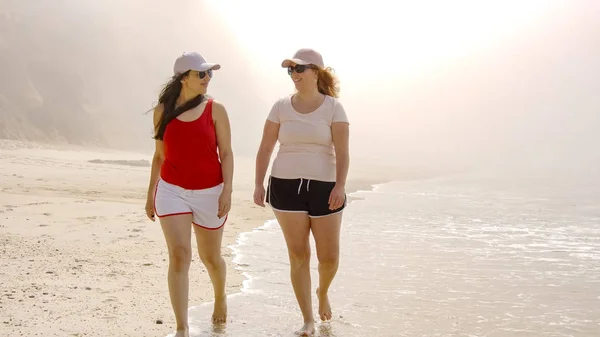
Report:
176,173,600,337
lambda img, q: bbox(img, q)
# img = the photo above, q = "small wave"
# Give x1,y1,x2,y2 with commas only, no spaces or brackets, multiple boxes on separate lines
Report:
88,159,150,167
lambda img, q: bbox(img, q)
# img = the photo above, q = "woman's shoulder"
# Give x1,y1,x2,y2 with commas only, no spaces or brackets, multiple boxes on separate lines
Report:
323,95,348,123
208,97,229,120
269,94,295,114
207,96,223,108
324,94,343,107
273,94,293,106
319,95,345,114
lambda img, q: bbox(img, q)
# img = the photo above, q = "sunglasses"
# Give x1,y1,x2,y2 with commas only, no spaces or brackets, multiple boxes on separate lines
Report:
287,64,314,75
197,69,213,79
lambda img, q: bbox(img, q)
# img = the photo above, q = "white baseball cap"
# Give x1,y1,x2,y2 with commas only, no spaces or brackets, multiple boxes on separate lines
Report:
281,48,324,68
173,52,221,75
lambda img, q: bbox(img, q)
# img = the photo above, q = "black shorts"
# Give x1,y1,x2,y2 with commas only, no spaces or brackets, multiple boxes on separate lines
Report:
266,176,346,217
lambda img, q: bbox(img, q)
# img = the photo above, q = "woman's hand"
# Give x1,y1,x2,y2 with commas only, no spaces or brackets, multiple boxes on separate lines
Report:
145,195,155,221
218,188,232,218
253,185,266,207
328,184,346,210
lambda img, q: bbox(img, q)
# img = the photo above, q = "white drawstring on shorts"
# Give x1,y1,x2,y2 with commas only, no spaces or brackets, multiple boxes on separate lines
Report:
297,178,311,194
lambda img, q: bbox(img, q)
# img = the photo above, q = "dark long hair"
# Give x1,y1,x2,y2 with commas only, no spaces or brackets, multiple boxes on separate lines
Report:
153,70,205,140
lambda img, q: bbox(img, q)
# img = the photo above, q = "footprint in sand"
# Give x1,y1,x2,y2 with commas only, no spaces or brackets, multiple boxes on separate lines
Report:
26,202,52,206
84,190,101,196
102,296,118,303
76,216,97,225
76,216,106,224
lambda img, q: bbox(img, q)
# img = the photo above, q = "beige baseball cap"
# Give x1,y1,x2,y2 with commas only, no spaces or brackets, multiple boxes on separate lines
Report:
173,52,221,75
281,48,324,68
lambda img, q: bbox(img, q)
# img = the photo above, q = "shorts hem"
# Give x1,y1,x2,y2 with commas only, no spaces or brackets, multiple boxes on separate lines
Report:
156,211,193,218
192,214,228,230
309,208,344,218
270,205,309,214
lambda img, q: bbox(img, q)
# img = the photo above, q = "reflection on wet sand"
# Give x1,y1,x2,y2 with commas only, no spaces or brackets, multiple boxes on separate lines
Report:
174,175,600,337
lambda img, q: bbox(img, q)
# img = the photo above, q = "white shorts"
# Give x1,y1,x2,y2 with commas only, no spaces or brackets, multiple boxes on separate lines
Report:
153,179,227,230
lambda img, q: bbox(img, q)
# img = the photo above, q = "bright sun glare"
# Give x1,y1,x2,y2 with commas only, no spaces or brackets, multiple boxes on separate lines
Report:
206,0,556,83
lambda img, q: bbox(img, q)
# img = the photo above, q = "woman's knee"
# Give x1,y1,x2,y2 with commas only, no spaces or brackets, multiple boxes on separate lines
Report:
317,250,339,268
288,245,311,268
199,251,224,269
168,244,192,271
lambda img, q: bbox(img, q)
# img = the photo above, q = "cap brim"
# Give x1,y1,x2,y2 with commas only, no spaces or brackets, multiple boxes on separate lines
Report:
281,58,310,67
195,63,221,71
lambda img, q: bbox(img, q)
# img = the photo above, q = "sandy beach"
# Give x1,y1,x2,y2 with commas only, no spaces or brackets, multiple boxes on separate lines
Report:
0,139,383,337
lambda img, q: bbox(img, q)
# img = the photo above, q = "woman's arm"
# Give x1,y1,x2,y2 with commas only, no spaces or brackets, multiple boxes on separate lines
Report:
255,120,279,188
212,101,234,193
332,122,350,188
253,120,279,207
148,105,166,195
329,121,350,210
145,105,165,220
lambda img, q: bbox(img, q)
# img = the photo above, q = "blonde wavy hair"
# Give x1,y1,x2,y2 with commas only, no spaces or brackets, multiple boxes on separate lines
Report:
315,66,340,98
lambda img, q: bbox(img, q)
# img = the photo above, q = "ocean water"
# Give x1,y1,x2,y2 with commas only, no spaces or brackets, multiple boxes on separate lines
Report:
172,173,600,337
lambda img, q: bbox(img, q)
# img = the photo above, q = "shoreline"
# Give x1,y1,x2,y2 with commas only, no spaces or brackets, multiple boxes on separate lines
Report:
210,178,383,307
0,139,403,337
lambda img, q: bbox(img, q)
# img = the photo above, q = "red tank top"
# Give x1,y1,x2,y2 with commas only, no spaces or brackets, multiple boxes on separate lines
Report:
160,99,223,190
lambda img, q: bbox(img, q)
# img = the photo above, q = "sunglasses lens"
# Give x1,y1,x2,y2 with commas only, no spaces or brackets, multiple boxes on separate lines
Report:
288,65,308,75
198,69,213,79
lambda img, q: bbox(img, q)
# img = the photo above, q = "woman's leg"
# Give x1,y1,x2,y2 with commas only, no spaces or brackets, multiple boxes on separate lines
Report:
193,224,227,323
159,214,194,337
310,212,343,321
273,210,314,335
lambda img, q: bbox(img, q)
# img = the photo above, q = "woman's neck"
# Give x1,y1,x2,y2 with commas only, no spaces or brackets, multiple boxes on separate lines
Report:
295,87,322,102
176,88,199,107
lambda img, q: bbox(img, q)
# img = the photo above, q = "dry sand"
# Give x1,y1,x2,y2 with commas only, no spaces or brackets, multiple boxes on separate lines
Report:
0,140,383,337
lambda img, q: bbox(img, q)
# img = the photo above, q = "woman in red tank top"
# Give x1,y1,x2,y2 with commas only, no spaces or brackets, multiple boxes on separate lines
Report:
144,52,234,336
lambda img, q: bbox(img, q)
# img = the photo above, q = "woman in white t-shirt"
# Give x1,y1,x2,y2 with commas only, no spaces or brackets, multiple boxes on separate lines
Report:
254,48,350,336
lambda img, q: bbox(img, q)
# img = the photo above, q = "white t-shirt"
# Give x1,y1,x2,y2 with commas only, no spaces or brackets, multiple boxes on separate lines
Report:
267,94,349,182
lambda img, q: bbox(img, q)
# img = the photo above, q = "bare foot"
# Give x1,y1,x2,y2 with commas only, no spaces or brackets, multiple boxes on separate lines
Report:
316,287,332,321
295,321,315,336
174,329,189,337
212,295,227,324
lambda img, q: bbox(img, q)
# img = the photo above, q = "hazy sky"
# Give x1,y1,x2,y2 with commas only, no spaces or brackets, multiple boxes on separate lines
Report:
3,0,599,176
204,0,599,174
